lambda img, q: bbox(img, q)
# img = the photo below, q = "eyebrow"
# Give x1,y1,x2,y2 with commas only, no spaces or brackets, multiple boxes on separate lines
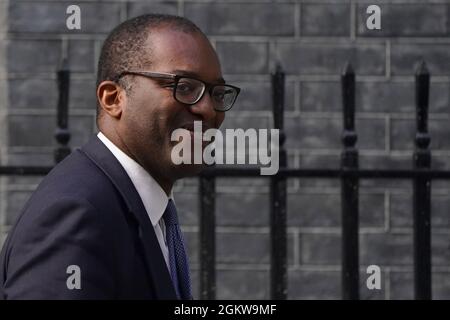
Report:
171,69,226,84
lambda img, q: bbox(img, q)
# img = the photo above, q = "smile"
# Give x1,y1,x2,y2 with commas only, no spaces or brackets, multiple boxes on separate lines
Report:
170,121,280,175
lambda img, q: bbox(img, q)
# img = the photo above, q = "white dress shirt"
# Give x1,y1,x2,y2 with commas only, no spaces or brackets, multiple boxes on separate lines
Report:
97,132,170,271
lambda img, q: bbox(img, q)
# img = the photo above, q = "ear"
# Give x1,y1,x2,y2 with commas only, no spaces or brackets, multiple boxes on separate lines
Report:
97,81,126,119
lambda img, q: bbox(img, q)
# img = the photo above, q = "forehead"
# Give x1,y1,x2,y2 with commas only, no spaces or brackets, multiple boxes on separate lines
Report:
144,28,222,82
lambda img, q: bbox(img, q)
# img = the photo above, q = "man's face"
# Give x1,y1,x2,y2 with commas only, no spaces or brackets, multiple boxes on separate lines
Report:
118,28,225,185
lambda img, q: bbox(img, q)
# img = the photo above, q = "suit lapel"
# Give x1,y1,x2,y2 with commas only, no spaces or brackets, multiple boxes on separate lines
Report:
80,136,178,299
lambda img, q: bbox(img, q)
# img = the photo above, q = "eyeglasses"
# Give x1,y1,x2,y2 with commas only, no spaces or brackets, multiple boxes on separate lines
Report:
116,71,240,112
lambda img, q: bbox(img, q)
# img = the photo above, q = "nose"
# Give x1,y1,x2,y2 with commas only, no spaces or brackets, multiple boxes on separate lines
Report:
187,89,218,123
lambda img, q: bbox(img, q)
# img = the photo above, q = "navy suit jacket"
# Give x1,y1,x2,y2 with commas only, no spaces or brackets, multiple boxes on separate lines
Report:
0,136,178,299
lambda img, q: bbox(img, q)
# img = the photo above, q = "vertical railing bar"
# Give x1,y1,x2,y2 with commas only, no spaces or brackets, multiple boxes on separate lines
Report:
54,57,71,164
199,173,216,299
270,64,287,299
413,60,432,300
341,62,360,300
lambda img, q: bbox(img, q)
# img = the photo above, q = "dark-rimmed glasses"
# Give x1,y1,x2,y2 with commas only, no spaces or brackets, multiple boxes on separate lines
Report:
116,71,240,112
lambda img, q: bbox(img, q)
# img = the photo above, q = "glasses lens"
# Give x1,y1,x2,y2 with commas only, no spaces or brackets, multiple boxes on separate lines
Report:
175,78,205,104
212,85,238,111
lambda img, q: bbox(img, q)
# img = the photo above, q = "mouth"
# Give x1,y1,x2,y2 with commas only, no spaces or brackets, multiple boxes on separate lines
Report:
176,122,214,148
179,122,212,133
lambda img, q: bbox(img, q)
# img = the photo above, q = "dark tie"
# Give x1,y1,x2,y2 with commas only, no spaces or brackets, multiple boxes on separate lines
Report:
163,199,192,299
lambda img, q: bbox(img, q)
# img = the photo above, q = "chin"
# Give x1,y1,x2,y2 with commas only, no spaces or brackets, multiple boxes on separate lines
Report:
171,162,207,179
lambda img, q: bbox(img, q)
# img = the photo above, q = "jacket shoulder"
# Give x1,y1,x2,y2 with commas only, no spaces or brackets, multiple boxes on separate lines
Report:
0,149,128,299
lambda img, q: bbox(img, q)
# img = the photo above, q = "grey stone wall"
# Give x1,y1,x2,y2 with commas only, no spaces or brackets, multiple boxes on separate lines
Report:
1,0,450,299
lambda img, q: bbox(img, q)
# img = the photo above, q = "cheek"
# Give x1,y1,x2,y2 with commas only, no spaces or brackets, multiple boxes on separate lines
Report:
122,100,159,144
128,91,171,130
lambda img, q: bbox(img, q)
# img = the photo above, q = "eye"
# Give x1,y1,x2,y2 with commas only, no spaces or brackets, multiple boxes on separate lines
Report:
176,81,196,94
213,88,233,102
213,91,225,101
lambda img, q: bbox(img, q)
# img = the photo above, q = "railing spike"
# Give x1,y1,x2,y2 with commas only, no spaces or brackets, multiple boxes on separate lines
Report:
342,61,354,76
416,59,429,76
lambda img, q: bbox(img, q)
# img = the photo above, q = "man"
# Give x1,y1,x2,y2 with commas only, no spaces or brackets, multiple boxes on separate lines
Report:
0,14,240,299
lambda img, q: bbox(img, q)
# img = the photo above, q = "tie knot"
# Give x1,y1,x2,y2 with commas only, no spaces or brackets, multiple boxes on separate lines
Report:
163,199,179,226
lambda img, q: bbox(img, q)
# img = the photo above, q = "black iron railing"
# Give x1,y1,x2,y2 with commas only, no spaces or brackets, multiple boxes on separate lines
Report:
198,60,449,300
0,58,71,176
0,59,448,300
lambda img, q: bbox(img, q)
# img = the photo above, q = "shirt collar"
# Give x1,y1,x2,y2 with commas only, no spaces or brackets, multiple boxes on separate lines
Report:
97,132,172,227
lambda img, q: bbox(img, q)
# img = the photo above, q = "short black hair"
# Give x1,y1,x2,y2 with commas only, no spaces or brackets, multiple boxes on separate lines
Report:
96,14,203,122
